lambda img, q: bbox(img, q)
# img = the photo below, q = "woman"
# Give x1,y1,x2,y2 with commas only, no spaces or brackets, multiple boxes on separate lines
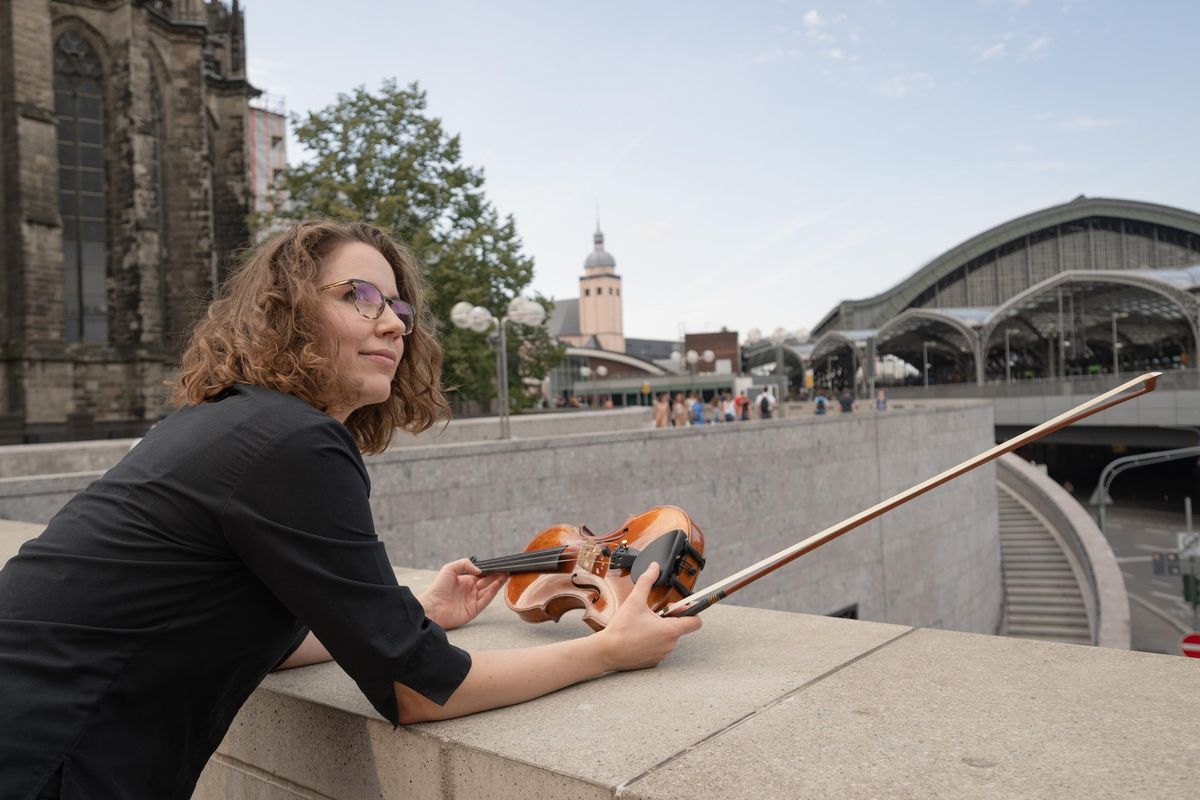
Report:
0,221,700,799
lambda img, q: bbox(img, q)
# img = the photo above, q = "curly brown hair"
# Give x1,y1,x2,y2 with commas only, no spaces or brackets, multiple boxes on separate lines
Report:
171,220,450,453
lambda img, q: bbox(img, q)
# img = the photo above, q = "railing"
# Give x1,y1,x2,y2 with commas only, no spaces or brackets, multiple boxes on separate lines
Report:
884,368,1198,399
995,453,1130,648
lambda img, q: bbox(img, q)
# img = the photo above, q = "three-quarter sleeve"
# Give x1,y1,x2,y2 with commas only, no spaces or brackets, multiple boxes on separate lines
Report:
221,416,471,724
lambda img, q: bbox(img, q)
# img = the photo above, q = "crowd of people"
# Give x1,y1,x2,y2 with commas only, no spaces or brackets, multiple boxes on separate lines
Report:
652,385,891,427
651,387,780,427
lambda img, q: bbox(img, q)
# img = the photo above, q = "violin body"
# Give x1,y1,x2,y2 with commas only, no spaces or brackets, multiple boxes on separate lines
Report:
471,506,706,631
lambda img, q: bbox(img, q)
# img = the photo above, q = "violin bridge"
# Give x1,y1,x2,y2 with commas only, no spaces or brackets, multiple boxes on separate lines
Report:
576,542,607,575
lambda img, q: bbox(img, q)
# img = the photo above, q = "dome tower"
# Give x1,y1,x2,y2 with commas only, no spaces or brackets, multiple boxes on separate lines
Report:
578,221,625,352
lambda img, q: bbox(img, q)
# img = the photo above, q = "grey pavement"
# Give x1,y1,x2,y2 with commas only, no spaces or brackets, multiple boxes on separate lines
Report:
1094,501,1198,655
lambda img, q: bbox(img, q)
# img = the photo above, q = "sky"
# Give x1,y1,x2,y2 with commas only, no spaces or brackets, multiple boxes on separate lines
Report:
244,1,1200,342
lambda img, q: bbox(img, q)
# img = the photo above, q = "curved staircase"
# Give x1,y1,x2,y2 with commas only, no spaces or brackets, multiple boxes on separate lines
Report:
997,486,1092,645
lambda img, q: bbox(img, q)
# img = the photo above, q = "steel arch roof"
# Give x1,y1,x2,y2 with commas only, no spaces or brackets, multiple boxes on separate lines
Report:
982,269,1200,345
810,330,875,362
875,307,990,351
813,197,1200,334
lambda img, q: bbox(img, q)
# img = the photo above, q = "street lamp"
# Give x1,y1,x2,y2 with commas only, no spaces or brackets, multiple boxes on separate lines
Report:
1004,327,1020,384
922,341,932,388
449,296,546,439
596,365,608,407
685,349,699,393
579,365,592,408
1111,311,1129,377
771,327,788,400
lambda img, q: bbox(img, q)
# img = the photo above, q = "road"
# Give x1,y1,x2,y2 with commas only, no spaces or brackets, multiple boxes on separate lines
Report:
1096,502,1198,656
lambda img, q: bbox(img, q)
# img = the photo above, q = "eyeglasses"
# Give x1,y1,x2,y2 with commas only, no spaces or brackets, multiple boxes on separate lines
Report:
319,279,415,335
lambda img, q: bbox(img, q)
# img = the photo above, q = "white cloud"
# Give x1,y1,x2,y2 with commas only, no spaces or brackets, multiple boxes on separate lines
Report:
803,9,824,28
1058,115,1116,130
1022,36,1051,59
829,48,844,60
880,72,934,97
1005,160,1081,171
978,41,1006,60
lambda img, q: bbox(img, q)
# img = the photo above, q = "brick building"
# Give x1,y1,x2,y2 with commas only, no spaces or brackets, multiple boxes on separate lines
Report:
0,0,258,442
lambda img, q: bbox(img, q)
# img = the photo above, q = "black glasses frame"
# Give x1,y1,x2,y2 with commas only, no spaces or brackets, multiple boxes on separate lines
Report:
319,279,415,336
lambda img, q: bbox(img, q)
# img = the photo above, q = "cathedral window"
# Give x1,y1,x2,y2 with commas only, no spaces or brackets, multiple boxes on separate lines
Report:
148,69,169,337
54,31,108,342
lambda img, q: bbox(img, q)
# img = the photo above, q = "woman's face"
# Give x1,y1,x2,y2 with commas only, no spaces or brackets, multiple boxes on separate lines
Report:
316,241,407,422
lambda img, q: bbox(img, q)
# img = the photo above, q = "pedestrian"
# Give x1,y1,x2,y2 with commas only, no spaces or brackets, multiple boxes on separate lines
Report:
0,220,701,799
874,388,888,411
690,393,707,425
813,389,829,415
734,390,749,421
653,392,670,428
672,392,689,428
837,387,856,413
757,387,774,420
721,392,736,423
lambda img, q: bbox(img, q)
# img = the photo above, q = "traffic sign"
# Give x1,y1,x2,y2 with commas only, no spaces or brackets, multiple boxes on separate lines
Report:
1152,552,1181,576
1182,632,1200,659
1179,531,1200,559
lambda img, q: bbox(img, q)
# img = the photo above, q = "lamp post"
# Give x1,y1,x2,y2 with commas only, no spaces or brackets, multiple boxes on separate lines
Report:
579,365,593,408
450,296,546,440
596,365,608,406
685,349,699,393
923,341,931,388
1004,327,1020,384
1111,311,1129,377
771,327,788,400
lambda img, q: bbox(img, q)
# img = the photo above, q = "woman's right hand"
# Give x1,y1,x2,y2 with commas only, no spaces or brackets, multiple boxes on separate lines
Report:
597,563,703,671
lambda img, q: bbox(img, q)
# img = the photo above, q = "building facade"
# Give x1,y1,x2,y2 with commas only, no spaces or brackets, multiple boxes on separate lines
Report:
0,0,258,442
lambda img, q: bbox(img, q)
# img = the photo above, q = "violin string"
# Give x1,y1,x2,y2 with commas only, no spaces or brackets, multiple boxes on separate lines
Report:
473,535,699,573
474,552,580,572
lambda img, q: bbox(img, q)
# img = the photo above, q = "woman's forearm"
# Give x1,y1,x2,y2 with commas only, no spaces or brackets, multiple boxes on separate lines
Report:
394,633,614,723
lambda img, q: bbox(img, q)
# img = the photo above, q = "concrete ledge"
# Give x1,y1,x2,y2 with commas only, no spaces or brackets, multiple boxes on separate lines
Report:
193,567,1198,799
4,529,1193,798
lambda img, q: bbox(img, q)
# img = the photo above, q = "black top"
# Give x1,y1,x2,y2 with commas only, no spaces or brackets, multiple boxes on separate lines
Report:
0,386,471,799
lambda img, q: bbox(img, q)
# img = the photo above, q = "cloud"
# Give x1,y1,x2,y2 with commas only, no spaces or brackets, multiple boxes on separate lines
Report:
880,72,934,97
1021,36,1051,59
753,45,802,63
1004,160,1082,171
1057,115,1116,130
803,9,824,28
978,41,1006,61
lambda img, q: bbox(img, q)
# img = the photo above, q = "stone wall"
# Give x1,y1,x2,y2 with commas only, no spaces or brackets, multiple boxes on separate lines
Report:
368,400,1000,632
0,401,999,632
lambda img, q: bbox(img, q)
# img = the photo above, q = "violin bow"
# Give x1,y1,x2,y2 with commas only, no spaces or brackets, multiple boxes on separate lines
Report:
663,371,1161,618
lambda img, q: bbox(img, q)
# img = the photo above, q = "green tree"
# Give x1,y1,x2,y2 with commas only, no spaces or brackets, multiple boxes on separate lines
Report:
258,79,563,409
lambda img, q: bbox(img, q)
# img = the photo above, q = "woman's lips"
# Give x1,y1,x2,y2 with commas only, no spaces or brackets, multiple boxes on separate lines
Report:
363,350,396,365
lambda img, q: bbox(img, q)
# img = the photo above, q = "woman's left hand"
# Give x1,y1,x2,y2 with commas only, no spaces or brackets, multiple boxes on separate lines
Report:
417,558,508,630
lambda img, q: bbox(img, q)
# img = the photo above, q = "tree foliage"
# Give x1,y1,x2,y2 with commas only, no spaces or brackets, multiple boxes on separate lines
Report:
257,79,563,409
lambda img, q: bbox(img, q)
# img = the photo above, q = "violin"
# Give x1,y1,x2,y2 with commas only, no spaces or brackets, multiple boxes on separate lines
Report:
470,506,705,631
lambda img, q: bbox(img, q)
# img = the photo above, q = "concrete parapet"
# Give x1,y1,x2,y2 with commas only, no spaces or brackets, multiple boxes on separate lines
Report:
0,408,653,478
394,407,653,446
0,401,1001,635
188,566,1198,800
996,454,1131,649
365,399,1000,633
